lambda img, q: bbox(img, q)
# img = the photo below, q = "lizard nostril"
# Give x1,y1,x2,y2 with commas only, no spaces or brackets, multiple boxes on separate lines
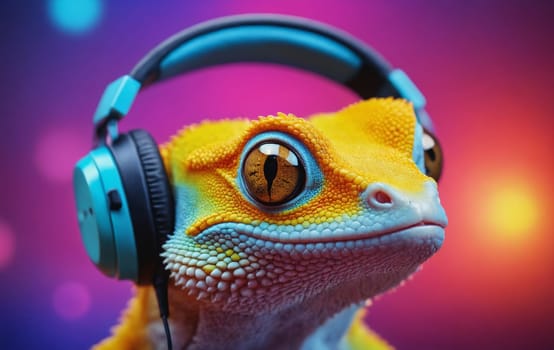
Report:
374,190,392,205
366,187,395,209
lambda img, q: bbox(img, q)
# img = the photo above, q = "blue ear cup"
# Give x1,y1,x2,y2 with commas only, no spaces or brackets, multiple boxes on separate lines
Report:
74,145,135,279
74,129,173,284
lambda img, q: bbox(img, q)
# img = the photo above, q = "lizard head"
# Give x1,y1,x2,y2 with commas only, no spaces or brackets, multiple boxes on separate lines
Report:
161,98,447,314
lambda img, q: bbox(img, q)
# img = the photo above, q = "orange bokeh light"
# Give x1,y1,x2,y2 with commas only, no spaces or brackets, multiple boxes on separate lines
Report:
479,177,542,247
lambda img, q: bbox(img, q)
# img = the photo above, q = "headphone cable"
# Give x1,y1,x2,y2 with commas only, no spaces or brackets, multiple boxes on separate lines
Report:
161,314,173,350
154,272,173,350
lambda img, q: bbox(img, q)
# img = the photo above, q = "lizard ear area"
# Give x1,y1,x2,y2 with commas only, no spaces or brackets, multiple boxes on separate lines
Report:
241,140,306,206
422,129,443,182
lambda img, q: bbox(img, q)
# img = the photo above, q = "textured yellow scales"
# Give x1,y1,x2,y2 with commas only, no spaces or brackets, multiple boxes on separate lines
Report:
164,97,425,237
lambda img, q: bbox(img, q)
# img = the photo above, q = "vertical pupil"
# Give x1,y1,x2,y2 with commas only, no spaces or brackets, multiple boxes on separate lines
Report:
263,155,278,200
426,148,436,162
243,141,306,206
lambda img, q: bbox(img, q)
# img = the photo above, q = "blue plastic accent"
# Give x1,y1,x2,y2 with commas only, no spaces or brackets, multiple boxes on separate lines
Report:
73,147,139,281
73,152,117,277
388,69,426,110
412,122,425,173
90,147,139,280
414,108,435,132
93,75,141,125
237,131,324,213
106,119,120,140
159,25,362,84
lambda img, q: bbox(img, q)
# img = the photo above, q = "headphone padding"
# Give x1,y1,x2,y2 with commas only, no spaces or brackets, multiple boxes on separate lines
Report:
129,130,175,250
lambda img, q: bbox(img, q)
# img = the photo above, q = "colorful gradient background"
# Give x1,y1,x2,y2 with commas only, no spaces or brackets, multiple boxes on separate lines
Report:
1,0,553,349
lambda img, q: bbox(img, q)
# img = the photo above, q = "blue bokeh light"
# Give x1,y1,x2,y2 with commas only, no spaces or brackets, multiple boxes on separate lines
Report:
48,0,103,35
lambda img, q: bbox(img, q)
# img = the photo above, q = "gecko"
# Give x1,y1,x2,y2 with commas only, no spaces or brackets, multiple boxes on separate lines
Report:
93,98,447,350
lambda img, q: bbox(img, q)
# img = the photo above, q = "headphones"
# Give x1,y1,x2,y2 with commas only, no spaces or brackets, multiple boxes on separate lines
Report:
73,14,439,347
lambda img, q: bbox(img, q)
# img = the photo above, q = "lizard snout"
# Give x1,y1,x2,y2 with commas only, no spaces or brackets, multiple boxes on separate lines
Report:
362,181,448,228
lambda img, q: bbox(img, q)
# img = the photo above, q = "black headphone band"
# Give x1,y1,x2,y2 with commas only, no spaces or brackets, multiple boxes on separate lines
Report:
92,14,431,141
130,14,395,99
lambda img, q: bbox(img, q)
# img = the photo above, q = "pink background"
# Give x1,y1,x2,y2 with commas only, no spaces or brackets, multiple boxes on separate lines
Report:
1,0,553,348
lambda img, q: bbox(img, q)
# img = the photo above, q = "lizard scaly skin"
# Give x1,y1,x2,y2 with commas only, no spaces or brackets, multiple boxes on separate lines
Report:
94,98,447,350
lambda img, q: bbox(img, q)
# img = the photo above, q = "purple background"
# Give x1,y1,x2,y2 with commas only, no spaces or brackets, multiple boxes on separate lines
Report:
1,0,553,349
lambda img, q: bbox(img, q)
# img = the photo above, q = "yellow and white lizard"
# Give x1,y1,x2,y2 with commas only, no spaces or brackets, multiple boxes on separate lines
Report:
94,98,447,350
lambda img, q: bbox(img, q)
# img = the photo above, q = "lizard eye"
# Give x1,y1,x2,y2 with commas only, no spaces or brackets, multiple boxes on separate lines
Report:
422,129,443,182
242,141,306,206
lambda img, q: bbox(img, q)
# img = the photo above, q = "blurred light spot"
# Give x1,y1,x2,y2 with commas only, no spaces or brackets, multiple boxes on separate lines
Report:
53,281,91,320
0,219,16,270
482,178,541,243
35,127,88,183
48,0,103,35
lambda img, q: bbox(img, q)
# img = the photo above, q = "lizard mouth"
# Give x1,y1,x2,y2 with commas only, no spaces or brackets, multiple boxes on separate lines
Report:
206,219,446,245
